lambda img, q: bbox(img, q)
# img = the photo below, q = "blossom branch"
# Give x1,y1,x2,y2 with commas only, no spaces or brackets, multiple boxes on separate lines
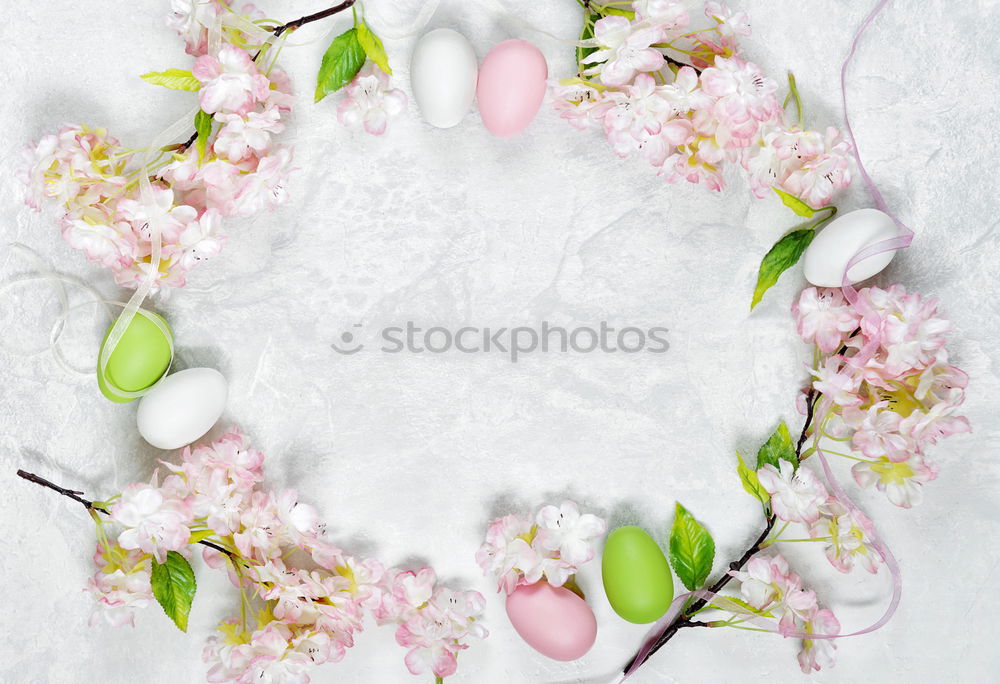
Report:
622,386,824,674
15,469,235,560
266,0,357,38
621,515,775,674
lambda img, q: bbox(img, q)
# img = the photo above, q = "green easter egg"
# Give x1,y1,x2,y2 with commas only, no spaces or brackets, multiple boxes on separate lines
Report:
97,310,173,403
601,525,674,624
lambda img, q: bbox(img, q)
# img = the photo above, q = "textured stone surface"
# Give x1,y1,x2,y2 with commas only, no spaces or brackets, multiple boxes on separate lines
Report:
1,1,997,682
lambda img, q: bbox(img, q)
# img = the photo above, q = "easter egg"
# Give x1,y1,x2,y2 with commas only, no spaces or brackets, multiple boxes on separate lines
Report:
602,526,673,624
505,582,597,661
476,39,548,137
97,310,172,403
410,28,478,128
802,208,901,287
136,368,228,450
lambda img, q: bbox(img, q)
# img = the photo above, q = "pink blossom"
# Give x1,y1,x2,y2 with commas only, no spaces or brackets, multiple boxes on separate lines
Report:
797,608,840,673
845,402,912,461
810,357,862,407
213,106,284,162
633,0,689,29
700,58,780,134
193,44,270,115
757,460,828,524
549,79,605,130
336,64,407,136
809,498,880,574
110,483,193,562
793,287,861,354
534,500,607,566
475,513,538,594
583,16,666,86
705,2,751,39
852,454,939,508
779,127,853,207
86,545,153,627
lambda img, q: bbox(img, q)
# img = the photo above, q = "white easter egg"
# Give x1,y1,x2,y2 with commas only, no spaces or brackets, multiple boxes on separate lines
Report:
136,368,228,450
410,28,478,128
802,208,901,287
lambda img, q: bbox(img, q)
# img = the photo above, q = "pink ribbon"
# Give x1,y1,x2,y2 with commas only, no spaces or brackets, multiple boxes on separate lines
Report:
622,1,913,677
839,0,914,304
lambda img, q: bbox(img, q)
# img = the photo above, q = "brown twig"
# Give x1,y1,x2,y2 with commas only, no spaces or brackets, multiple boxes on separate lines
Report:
621,515,776,673
16,469,237,561
622,377,825,674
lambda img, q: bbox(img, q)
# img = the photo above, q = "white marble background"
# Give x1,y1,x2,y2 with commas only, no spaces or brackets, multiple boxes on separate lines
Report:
1,0,998,682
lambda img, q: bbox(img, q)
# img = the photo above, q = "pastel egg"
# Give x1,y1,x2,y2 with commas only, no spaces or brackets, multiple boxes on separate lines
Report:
802,208,901,287
476,39,548,137
602,526,673,624
410,28,478,128
505,582,597,661
136,368,228,450
97,310,173,403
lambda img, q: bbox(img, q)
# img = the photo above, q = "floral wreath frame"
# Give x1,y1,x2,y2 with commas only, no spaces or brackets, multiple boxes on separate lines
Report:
13,0,970,682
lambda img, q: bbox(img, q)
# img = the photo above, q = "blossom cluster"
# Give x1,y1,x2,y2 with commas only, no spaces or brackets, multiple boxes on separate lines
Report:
729,553,840,673
793,285,970,507
476,500,606,594
758,461,879,574
552,1,852,205
85,430,485,681
21,1,293,292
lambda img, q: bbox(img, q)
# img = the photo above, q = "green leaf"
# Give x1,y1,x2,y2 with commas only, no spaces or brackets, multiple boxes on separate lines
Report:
151,551,197,632
187,529,215,544
193,110,213,162
750,227,815,309
577,13,596,71
669,503,716,591
315,28,366,103
141,68,201,91
736,451,770,506
756,421,797,471
594,4,636,19
773,186,816,218
357,21,391,75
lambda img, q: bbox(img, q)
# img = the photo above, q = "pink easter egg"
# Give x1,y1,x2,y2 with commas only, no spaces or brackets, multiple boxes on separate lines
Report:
505,582,597,661
476,39,548,137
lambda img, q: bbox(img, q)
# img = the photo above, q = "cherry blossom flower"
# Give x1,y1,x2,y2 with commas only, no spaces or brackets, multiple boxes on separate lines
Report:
550,78,606,129
475,513,539,594
844,402,912,461
86,545,153,627
336,64,408,136
535,500,607,565
477,501,607,595
797,608,840,673
810,357,862,407
700,58,780,135
852,454,938,508
809,498,880,574
583,16,666,86
193,44,270,115
213,106,284,162
110,482,193,562
757,460,828,524
633,0,690,30
793,287,860,354
705,2,751,38
780,127,853,207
